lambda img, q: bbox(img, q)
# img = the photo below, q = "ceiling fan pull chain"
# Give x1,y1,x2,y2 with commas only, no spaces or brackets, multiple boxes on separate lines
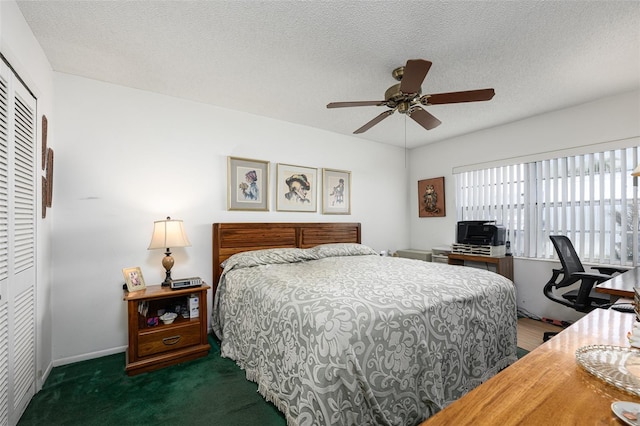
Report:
404,115,407,168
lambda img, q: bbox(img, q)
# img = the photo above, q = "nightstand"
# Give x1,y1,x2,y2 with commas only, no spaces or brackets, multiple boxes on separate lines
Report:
123,284,210,376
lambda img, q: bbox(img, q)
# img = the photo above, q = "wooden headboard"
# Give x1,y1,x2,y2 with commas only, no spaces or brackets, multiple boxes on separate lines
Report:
211,222,361,294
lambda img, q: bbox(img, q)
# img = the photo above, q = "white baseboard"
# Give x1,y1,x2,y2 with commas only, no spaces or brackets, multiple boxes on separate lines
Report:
53,345,127,367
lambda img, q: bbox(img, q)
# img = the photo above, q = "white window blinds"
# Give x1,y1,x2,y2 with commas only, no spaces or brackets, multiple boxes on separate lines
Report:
456,146,639,266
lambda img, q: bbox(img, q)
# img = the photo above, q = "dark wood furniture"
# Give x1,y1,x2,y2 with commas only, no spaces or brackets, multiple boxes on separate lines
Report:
420,307,640,425
447,253,514,281
124,284,210,376
596,266,639,299
211,222,361,295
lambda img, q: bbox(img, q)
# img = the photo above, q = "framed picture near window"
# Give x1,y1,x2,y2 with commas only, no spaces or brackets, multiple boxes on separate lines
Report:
322,168,351,215
122,266,146,292
276,163,317,212
227,156,270,211
418,176,445,217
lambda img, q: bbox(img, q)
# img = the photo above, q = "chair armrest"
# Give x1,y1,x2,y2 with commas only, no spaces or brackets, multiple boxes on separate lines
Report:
543,268,576,310
572,271,612,283
591,266,628,276
571,272,612,312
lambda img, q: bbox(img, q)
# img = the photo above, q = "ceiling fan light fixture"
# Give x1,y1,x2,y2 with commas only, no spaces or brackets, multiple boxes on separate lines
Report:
327,59,494,133
384,83,417,105
392,66,404,81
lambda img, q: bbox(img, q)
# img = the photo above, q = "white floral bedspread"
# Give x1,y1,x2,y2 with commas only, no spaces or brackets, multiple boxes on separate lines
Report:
212,244,517,426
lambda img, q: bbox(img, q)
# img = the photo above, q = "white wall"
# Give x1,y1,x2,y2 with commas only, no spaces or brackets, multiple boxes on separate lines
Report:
1,0,55,387
409,89,640,323
6,0,639,371
51,73,409,364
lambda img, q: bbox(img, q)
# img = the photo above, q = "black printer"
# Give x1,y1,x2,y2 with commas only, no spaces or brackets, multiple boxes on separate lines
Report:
457,221,506,246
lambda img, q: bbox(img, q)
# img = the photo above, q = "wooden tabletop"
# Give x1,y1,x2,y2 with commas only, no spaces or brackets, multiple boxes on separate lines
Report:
420,308,640,425
123,283,210,301
596,266,639,299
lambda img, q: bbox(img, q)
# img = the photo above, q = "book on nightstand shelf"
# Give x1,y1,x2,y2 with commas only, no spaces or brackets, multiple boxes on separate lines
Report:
187,294,199,318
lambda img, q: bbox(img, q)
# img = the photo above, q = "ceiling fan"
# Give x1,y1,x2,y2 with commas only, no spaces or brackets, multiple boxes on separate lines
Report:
327,59,495,134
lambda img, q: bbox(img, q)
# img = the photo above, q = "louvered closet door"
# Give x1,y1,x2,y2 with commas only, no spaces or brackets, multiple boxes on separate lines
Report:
0,58,10,426
0,59,37,426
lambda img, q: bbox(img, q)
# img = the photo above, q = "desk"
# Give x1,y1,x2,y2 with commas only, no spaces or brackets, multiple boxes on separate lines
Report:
596,266,639,299
448,253,514,281
420,308,639,425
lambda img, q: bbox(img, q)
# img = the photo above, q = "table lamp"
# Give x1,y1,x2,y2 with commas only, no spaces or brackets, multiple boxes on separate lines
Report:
148,216,191,286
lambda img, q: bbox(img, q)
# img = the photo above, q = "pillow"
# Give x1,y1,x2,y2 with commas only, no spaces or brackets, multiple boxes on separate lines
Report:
309,243,378,259
221,247,318,271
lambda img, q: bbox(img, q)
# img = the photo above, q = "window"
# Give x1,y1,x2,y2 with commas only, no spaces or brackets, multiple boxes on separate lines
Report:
455,146,639,266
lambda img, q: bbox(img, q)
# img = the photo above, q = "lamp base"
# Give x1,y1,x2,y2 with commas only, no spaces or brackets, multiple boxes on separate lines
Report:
161,250,174,287
161,275,172,287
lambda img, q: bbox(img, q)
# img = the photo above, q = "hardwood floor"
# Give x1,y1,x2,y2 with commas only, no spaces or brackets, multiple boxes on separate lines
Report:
517,317,564,352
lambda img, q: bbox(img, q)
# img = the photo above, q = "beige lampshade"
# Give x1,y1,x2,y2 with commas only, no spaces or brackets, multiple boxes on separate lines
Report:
148,217,191,250
632,164,640,177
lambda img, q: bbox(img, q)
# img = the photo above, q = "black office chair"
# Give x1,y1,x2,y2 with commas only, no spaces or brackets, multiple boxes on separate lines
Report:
542,235,627,341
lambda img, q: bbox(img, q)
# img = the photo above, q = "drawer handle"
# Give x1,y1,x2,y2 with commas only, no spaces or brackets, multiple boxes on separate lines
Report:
162,335,181,346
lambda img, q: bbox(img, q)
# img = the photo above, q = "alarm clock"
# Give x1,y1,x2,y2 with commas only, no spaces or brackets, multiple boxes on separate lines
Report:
170,276,202,290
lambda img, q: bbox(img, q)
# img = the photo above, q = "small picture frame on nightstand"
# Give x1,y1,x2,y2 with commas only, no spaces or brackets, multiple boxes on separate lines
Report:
123,266,146,292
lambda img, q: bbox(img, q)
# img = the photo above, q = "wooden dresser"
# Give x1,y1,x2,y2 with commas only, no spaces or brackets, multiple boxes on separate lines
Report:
420,307,640,425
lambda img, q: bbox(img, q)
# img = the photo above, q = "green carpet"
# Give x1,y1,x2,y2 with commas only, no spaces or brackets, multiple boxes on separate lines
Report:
18,335,286,426
516,346,529,358
19,335,529,425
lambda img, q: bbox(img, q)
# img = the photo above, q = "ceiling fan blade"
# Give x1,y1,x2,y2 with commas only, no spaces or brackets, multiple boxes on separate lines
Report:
408,107,441,130
423,88,495,105
353,110,395,134
399,59,432,95
327,100,385,108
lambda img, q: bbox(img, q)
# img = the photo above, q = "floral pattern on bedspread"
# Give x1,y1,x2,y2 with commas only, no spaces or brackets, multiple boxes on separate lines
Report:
220,247,319,270
212,254,517,426
308,242,379,258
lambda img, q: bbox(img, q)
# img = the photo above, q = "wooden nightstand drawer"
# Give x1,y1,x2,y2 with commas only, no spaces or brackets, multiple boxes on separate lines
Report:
138,321,201,358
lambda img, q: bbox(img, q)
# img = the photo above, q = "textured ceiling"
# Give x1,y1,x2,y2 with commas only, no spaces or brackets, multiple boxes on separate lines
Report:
15,1,640,149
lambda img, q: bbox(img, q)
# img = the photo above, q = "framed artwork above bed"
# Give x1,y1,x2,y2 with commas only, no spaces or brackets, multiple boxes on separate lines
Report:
227,156,269,211
322,168,351,214
276,163,317,212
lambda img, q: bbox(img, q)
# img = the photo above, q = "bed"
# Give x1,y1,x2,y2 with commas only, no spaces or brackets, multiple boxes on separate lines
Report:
211,222,517,426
